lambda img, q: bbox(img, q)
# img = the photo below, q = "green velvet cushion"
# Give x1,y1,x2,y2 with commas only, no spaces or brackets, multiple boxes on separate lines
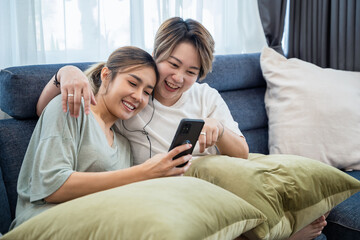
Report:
3,177,266,240
185,154,360,240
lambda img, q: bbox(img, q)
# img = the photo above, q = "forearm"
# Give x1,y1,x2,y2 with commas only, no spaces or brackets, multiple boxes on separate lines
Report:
36,74,61,116
45,165,147,203
216,128,249,159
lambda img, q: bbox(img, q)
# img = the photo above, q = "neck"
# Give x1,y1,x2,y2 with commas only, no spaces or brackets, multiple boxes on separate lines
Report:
91,95,117,130
154,92,182,107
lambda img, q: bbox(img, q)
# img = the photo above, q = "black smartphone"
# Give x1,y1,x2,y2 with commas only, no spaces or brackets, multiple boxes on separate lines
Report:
168,118,205,168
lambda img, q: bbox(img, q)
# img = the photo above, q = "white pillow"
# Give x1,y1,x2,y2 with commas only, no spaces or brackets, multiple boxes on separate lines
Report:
260,47,360,170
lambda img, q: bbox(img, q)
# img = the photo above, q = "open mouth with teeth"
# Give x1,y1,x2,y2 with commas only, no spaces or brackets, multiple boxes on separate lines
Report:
122,100,136,111
165,80,180,92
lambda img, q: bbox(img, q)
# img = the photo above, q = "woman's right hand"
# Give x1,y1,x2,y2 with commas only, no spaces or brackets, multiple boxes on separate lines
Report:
58,66,96,117
141,143,193,178
36,65,96,117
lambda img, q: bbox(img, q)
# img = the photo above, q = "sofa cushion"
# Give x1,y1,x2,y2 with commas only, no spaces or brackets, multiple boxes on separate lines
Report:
0,168,11,234
185,154,360,240
323,170,360,240
260,47,360,170
0,119,38,223
0,63,94,119
2,177,266,240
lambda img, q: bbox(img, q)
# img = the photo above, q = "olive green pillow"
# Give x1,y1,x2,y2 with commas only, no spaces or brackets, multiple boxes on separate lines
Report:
185,154,360,240
3,177,266,240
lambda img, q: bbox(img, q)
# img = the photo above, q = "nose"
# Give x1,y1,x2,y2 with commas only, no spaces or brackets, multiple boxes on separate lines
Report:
172,71,184,83
131,88,143,103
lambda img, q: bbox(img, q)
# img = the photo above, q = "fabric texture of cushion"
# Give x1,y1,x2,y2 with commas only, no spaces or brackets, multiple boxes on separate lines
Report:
260,47,360,170
2,176,266,240
0,63,93,119
185,154,360,240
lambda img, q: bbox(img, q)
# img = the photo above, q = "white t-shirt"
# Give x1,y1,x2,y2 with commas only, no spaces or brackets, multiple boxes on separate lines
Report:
116,83,242,165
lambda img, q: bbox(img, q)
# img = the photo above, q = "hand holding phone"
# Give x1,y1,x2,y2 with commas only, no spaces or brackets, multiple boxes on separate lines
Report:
168,119,205,167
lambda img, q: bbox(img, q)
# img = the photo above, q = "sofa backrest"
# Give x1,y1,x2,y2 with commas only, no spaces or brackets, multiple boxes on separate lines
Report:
0,119,37,232
203,53,268,154
0,53,268,233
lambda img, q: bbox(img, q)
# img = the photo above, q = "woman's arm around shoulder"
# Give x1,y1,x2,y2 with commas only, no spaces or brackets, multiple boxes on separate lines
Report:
36,65,96,117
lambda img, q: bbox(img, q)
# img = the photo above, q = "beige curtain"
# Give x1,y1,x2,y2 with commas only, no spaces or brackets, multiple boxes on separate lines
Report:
0,0,266,69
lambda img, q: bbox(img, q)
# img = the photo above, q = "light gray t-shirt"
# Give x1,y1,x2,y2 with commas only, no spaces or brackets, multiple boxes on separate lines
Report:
10,95,132,229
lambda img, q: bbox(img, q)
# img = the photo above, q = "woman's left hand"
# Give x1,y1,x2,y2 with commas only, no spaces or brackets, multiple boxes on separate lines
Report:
198,118,224,153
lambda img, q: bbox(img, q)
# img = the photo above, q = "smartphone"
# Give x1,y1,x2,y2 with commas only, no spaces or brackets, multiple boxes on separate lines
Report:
168,118,205,168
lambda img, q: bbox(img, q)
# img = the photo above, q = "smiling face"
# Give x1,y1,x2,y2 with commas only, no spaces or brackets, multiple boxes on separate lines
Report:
101,66,156,121
154,42,201,106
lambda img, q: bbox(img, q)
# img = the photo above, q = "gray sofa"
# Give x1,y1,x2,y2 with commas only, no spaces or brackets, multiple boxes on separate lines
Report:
0,53,359,239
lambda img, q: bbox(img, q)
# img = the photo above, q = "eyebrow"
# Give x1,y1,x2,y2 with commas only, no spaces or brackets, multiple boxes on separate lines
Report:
128,74,154,89
169,56,200,70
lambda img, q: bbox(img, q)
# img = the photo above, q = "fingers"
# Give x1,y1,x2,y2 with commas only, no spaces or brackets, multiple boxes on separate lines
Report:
81,82,96,115
168,144,192,159
169,160,192,176
90,92,97,106
73,88,81,117
206,130,217,147
198,128,218,152
199,132,206,153
63,83,92,117
68,92,75,116
171,154,192,168
59,66,92,117
61,87,68,113
82,87,91,115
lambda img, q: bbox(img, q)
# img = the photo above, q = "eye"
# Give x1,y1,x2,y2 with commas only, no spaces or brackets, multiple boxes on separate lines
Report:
187,71,197,76
168,61,178,68
128,81,136,86
144,91,151,96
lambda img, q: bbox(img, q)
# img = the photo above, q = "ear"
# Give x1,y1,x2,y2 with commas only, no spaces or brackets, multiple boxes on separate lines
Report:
100,67,111,87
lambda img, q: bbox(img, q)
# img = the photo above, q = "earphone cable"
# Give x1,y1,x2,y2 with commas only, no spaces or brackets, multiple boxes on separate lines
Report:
122,97,155,158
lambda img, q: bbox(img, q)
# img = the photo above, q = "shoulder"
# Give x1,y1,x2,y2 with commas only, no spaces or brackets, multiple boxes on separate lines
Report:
191,82,222,102
193,82,219,94
41,95,67,123
39,95,85,136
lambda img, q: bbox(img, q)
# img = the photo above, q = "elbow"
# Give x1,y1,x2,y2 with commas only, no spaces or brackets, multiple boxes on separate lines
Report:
236,147,249,160
36,106,42,117
44,191,65,204
242,149,249,159
44,195,60,204
239,138,249,159
36,100,45,117
44,186,69,204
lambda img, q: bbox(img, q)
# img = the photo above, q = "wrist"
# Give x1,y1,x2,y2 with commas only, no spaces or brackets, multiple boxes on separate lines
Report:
134,163,152,181
217,122,225,142
53,69,60,88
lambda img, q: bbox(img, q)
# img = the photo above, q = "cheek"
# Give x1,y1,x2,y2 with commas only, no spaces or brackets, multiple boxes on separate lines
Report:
138,97,150,111
157,64,170,79
183,77,197,89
